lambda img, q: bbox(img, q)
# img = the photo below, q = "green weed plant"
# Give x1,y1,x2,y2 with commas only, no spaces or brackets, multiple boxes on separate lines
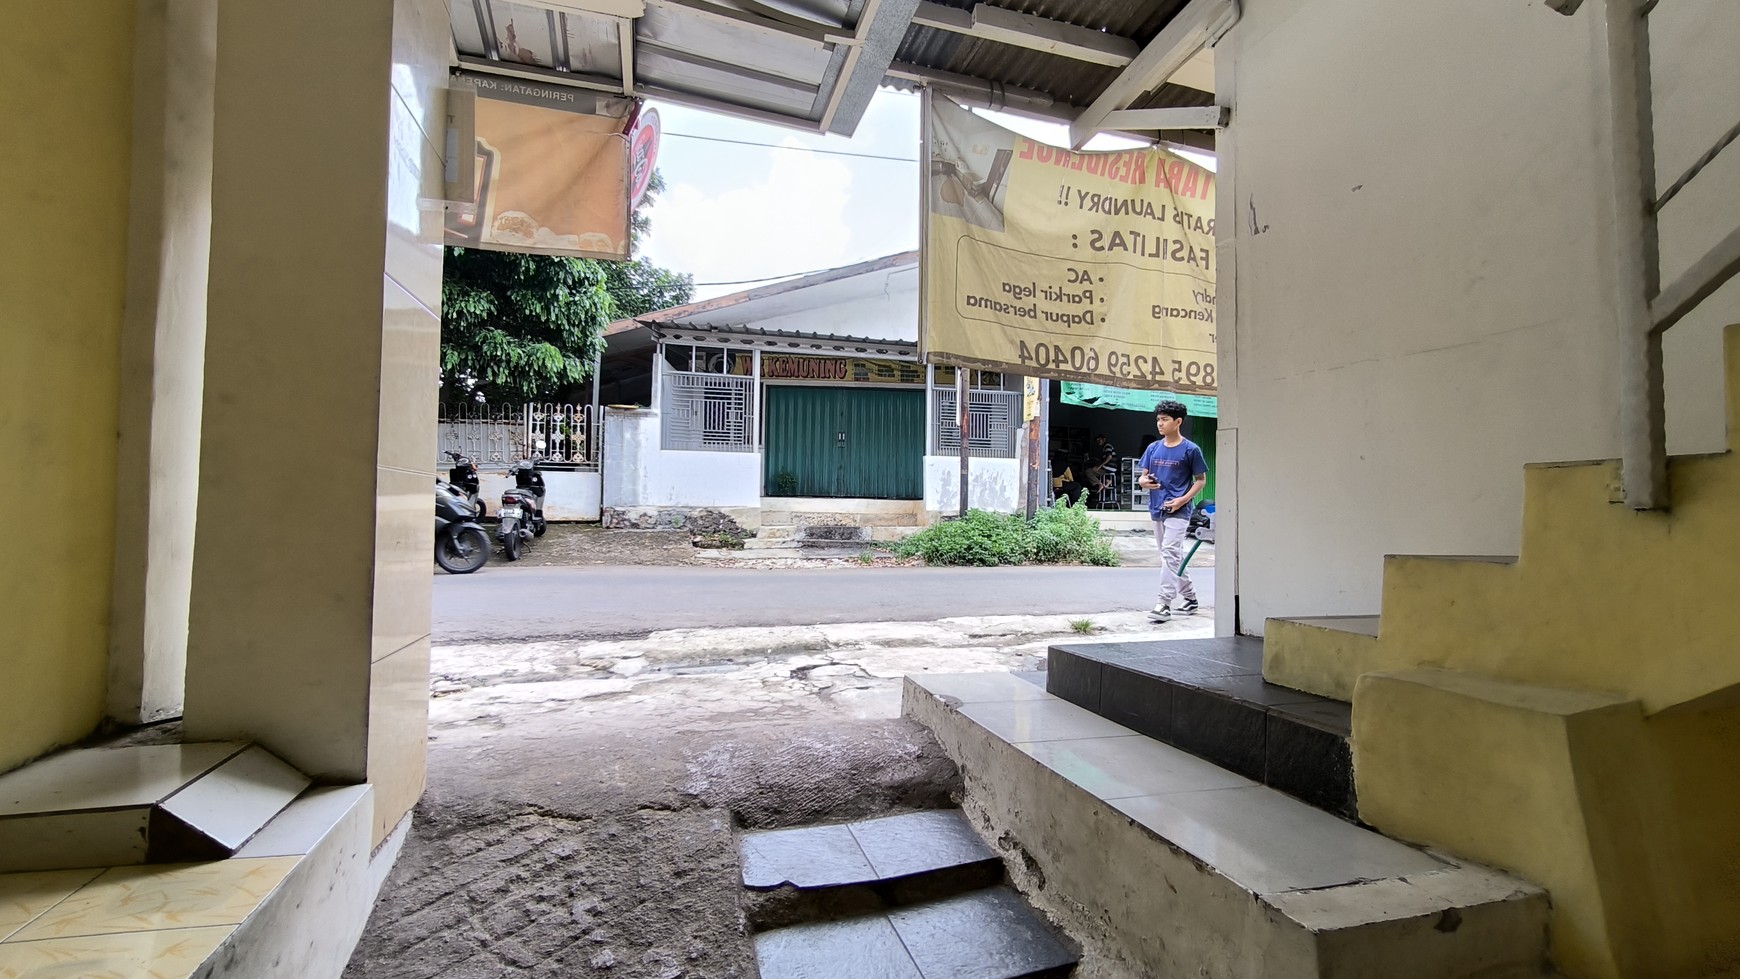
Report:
894,498,1118,568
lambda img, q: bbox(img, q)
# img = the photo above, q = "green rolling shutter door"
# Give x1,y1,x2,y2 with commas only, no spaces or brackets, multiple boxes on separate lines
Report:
764,387,923,499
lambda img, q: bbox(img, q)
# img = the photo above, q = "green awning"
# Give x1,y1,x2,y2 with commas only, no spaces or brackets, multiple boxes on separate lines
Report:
1059,383,1218,419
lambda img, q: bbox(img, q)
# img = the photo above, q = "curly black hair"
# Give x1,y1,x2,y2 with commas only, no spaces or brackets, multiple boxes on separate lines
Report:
1155,399,1188,420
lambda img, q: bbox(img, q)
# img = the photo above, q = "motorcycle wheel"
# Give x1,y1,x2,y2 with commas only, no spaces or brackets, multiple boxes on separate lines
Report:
500,518,522,561
435,525,490,574
533,516,547,538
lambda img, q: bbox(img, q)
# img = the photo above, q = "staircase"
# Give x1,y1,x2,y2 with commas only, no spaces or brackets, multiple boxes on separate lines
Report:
904,668,1552,978
1254,326,1740,977
718,497,928,560
741,809,1078,979
0,739,382,978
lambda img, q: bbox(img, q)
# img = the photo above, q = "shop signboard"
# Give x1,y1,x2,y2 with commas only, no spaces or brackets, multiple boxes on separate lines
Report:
922,92,1217,393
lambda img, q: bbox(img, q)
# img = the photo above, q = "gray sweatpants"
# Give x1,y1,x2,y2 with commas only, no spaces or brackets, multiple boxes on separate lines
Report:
1154,515,1196,605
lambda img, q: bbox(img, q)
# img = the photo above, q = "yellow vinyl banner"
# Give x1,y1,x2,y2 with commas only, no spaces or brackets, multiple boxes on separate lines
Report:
922,93,1217,393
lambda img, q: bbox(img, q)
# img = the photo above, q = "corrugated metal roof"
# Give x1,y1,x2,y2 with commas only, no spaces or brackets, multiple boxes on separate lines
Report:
894,0,1213,115
449,0,1217,138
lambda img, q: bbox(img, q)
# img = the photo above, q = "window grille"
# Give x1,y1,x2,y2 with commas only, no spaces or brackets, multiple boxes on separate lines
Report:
662,371,756,452
933,389,1020,458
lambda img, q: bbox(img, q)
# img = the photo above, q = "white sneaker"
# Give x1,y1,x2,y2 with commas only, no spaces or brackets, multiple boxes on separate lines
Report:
1148,604,1171,621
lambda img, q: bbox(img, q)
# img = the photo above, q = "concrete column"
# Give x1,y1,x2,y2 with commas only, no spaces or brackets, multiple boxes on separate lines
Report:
184,0,448,844
107,0,218,726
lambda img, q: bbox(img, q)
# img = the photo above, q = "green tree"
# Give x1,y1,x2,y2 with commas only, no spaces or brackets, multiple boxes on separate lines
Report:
440,248,614,404
604,258,693,318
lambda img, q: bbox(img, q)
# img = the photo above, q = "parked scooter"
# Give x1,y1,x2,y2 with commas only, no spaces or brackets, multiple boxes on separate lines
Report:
444,450,485,520
434,481,490,574
495,456,547,561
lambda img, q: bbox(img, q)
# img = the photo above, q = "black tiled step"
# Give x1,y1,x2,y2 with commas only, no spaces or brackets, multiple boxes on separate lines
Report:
739,810,1006,930
754,887,1078,979
1047,639,1356,818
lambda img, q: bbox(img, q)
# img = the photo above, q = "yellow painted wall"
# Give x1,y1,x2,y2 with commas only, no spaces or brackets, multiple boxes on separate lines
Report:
0,7,135,771
1271,326,1740,715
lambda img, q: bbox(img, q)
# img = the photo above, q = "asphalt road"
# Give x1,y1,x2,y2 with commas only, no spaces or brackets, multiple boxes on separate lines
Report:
434,564,1216,642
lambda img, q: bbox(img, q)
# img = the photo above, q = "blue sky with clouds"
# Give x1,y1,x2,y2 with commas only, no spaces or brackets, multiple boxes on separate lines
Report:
638,89,1213,300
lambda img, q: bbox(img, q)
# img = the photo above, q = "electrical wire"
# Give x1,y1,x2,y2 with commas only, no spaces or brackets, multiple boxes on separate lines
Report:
663,131,917,163
689,268,862,286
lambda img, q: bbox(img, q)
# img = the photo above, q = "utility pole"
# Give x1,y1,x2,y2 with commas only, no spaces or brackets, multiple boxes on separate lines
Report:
957,368,970,517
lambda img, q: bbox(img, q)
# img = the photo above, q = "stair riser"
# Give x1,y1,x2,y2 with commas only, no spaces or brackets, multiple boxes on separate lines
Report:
905,679,1551,979
1048,647,1356,819
744,860,1005,930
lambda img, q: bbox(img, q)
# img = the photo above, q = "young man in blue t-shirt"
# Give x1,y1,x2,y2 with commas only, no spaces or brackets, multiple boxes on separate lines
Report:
1137,400,1208,621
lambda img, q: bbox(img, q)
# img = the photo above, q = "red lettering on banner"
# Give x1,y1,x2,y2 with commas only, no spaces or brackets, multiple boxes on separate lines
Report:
1071,153,1084,171
1166,161,1185,192
1036,145,1054,164
1018,140,1035,160
1130,155,1146,186
1182,166,1200,199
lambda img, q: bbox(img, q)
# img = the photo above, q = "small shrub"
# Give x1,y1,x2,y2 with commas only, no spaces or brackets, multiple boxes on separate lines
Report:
1070,618,1096,634
856,550,878,565
693,530,746,550
894,497,1119,567
774,470,799,496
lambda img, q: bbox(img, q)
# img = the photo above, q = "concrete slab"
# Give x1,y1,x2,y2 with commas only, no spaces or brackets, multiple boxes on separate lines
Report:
847,811,998,882
755,913,925,979
887,887,1076,979
903,673,1552,978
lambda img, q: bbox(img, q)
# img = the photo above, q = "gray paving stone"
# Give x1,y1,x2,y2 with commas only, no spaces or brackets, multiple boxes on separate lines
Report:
888,887,1076,979
754,914,923,979
740,823,876,888
847,810,998,881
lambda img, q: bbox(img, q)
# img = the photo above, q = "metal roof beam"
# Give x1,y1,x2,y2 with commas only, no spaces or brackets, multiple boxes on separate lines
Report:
618,16,636,94
644,0,836,47
1069,0,1238,148
823,0,923,134
910,1,1139,67
911,1,1141,67
1101,105,1228,131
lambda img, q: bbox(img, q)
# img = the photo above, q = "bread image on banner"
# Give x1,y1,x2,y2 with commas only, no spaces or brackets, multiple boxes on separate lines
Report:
444,71,631,261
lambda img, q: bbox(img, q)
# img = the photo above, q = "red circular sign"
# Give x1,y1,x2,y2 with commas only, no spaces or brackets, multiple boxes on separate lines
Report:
629,109,661,209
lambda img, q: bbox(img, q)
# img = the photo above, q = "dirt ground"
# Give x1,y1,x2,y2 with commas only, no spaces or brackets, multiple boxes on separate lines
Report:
496,522,1209,571
348,611,1210,978
503,524,699,567
345,716,957,979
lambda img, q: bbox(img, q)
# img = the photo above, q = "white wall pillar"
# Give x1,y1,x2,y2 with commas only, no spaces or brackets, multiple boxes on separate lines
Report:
107,0,219,724
184,0,448,844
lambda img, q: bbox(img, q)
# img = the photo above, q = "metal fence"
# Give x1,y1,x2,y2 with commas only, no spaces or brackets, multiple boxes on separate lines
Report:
437,402,599,470
932,389,1021,458
661,371,756,452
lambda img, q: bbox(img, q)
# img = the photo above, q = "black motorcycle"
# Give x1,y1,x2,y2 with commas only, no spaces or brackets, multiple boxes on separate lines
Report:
435,481,490,574
496,457,547,561
445,450,485,520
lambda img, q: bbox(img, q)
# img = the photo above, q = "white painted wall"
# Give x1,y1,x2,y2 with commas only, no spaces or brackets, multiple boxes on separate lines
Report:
477,470,600,521
1216,0,1738,629
924,456,1020,515
602,408,762,509
751,265,919,342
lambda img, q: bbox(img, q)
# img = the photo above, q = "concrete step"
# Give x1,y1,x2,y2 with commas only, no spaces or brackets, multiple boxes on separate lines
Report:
0,742,310,872
754,887,1077,979
903,672,1552,979
1263,615,1383,702
740,809,1005,930
743,809,1079,978
1046,638,1355,817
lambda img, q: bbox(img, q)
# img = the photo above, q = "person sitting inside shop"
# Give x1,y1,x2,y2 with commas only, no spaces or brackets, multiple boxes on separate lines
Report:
1083,434,1119,498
